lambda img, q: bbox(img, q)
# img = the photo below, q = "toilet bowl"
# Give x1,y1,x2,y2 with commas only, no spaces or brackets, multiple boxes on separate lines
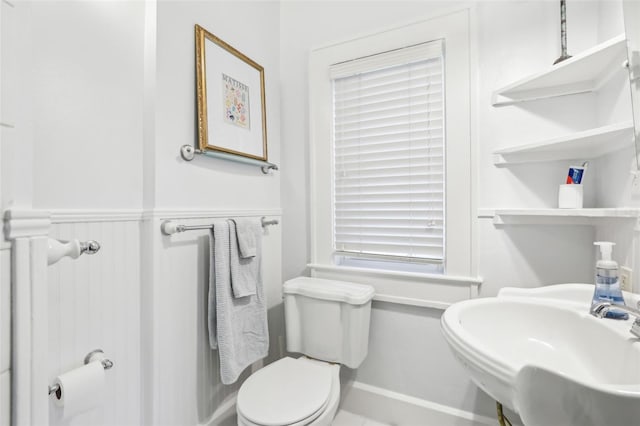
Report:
236,357,340,426
236,277,375,426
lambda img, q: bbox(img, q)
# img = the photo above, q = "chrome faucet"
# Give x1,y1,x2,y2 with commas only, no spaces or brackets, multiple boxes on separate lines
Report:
591,301,640,338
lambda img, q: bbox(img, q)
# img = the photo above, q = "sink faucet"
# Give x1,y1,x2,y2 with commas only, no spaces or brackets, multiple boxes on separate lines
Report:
591,301,640,338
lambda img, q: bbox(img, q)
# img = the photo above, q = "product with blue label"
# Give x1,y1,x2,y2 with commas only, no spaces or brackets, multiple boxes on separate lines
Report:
591,241,628,320
565,161,588,184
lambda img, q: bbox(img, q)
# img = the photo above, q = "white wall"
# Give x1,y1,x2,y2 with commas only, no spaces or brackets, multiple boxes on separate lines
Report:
5,2,147,425
0,243,9,426
474,0,616,298
29,1,145,210
2,1,284,425
153,0,281,211
1,0,635,424
2,0,34,211
280,0,631,419
2,0,33,422
143,2,284,424
280,0,491,416
1,0,10,422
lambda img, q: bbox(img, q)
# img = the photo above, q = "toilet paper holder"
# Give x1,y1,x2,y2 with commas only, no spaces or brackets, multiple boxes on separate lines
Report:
48,349,113,396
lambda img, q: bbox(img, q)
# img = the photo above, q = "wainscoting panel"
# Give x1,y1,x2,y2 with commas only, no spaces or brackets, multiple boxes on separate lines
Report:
1,246,10,373
1,370,9,426
47,219,141,426
149,214,283,426
1,246,10,425
35,210,282,426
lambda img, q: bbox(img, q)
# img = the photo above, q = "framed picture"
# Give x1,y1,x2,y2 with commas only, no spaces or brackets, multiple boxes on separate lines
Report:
195,24,268,161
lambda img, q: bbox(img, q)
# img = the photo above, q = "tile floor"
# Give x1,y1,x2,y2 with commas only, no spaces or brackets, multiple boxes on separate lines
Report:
332,410,391,426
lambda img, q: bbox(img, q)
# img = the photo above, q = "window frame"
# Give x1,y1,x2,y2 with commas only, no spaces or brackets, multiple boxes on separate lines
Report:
309,9,476,288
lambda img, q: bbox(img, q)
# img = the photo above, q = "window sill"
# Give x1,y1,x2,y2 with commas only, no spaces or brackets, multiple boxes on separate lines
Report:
307,263,482,310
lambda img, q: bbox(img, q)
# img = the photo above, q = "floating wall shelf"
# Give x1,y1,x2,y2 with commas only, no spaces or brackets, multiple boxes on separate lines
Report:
492,34,627,106
479,208,640,226
493,121,635,165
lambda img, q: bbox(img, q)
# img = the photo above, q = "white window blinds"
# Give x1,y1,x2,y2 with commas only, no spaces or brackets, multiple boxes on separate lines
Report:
331,40,445,263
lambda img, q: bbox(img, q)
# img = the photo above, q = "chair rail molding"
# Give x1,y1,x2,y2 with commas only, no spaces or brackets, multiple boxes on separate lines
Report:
4,209,51,239
4,208,52,426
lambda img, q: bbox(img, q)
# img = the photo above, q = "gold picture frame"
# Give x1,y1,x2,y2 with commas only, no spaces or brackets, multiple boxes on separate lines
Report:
195,24,268,161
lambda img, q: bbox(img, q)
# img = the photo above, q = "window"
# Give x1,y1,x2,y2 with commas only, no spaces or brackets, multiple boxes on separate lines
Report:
309,9,473,283
331,42,445,270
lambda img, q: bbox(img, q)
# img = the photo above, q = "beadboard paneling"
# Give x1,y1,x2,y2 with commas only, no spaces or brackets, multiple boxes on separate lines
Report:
0,247,10,426
151,215,283,426
1,247,10,373
48,220,141,426
1,370,9,426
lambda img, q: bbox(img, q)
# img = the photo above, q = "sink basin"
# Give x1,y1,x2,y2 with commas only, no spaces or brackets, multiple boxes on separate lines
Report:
441,284,640,425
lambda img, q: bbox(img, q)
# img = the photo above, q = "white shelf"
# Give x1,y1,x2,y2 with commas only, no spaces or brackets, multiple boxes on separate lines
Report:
493,121,635,165
479,208,640,226
492,34,627,106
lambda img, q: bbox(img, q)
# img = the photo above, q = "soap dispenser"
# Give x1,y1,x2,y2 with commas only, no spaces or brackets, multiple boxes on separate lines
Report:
591,242,628,320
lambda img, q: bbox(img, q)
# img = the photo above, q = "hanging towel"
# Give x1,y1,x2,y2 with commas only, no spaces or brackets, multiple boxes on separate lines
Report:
208,221,269,385
231,218,257,258
208,220,227,351
228,218,262,298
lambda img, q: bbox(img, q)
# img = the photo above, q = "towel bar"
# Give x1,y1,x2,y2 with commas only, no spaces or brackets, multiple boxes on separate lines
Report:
161,217,279,235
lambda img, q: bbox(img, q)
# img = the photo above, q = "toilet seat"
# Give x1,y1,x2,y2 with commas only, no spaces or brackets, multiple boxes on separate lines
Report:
237,357,340,426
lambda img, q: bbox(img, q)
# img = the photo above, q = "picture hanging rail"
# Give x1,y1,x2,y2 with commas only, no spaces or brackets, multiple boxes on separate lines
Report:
192,24,276,174
179,144,278,174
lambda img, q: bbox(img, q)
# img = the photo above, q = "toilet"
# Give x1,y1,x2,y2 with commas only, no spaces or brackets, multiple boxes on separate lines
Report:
236,276,375,426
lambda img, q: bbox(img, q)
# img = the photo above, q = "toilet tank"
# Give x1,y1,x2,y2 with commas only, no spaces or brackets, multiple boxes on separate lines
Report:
283,277,375,369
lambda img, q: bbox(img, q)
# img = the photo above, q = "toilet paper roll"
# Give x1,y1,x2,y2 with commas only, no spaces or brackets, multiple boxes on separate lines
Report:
53,361,105,419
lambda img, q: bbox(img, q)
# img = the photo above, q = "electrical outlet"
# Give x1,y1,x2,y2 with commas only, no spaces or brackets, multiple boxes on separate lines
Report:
620,266,633,292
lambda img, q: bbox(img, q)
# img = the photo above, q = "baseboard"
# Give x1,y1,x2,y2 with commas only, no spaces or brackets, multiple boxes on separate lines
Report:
340,381,496,426
201,393,237,426
199,381,496,426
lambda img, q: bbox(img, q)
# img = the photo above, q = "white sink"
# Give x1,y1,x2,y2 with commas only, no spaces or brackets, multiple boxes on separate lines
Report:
441,284,640,426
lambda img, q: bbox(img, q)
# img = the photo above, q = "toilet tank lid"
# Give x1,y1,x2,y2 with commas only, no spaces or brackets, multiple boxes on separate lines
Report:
283,277,375,305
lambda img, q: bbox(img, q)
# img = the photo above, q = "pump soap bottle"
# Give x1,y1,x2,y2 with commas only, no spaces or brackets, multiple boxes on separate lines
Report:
592,241,628,320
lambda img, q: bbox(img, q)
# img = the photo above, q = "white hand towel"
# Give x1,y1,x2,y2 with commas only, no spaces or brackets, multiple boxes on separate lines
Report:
231,218,257,258
209,221,269,384
228,219,261,298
